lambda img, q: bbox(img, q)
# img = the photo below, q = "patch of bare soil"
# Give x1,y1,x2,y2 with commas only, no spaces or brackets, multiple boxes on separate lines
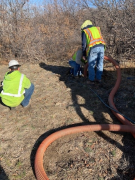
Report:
0,59,135,180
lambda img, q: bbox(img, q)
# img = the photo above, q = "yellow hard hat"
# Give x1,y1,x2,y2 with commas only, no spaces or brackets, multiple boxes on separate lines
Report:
81,20,92,30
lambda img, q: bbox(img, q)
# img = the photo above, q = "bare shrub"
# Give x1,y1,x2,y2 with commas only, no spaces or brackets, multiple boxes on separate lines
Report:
78,0,135,61
0,0,134,63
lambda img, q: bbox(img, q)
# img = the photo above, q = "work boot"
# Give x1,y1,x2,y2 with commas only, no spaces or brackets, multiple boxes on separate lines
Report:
95,79,101,83
86,80,95,85
24,99,31,108
10,107,16,111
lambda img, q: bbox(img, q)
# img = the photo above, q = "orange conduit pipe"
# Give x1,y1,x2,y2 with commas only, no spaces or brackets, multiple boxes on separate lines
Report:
34,56,135,180
84,56,135,129
35,125,135,180
104,55,135,138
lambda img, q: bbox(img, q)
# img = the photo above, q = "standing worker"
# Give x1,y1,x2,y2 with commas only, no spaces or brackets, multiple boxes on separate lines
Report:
0,60,34,109
81,20,106,84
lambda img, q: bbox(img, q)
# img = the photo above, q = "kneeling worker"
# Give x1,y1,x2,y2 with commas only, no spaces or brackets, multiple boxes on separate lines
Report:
0,60,34,109
69,48,87,77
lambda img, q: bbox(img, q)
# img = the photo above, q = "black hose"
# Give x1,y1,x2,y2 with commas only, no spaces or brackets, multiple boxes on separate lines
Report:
89,87,135,124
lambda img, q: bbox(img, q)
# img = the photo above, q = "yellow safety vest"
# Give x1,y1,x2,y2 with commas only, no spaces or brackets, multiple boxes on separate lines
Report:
0,71,31,107
72,52,77,61
83,26,106,56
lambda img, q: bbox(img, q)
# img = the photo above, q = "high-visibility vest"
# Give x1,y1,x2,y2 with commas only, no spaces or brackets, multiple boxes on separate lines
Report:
1,74,25,97
72,51,87,64
0,71,31,107
83,26,106,56
72,52,77,61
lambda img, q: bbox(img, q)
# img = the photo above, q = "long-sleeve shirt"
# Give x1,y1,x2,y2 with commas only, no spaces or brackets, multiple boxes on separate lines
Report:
81,25,104,57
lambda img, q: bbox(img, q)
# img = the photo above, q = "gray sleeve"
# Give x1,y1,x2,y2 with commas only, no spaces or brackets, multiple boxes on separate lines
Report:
75,49,84,66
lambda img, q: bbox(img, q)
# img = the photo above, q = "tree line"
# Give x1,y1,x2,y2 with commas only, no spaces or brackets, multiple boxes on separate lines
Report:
0,0,134,63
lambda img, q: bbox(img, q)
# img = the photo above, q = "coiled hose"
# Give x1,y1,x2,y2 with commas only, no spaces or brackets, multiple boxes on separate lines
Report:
34,55,135,180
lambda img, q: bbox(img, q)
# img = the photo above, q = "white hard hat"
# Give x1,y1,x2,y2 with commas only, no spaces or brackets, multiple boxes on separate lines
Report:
8,60,20,68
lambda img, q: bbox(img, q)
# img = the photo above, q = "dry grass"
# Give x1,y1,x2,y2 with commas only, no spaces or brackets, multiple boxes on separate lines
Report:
0,58,135,180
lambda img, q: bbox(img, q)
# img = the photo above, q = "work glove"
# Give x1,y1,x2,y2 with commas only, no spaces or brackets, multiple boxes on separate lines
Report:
81,58,87,64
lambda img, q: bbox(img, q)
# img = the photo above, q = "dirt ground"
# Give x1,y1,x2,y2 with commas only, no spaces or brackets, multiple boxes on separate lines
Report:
0,58,135,180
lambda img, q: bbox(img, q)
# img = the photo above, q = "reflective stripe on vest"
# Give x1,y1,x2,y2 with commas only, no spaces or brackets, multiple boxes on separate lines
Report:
84,27,105,56
1,74,25,97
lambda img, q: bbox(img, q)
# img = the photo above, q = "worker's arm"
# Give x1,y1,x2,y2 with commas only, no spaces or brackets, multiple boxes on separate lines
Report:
84,62,88,78
82,31,87,58
82,56,86,61
23,75,31,89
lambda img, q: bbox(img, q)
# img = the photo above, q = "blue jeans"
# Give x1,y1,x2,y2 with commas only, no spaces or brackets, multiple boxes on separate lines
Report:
21,83,34,107
69,60,80,76
88,46,104,81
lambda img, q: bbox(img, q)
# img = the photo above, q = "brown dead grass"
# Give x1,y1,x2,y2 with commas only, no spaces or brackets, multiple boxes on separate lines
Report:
0,58,135,180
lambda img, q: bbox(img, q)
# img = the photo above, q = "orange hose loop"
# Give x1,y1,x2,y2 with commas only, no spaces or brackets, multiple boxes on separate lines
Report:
35,55,135,180
35,124,135,180
104,56,135,138
84,56,134,127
